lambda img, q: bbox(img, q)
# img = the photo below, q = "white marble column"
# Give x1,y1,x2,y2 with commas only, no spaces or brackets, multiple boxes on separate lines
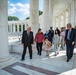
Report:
9,25,12,33
55,16,60,29
11,24,13,33
54,17,57,30
63,13,66,27
0,0,11,62
59,15,61,29
60,14,65,29
56,17,60,28
68,5,71,23
70,0,74,27
53,17,55,30
12,24,13,33
21,24,23,32
13,24,15,33
17,24,19,32
43,0,49,33
49,0,53,27
10,25,12,33
30,0,39,35
9,24,12,33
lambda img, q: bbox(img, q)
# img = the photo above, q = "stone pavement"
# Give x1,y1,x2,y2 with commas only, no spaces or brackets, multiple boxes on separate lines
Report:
0,47,76,75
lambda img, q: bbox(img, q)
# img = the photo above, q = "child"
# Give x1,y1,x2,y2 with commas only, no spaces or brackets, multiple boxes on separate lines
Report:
53,30,61,56
44,37,51,56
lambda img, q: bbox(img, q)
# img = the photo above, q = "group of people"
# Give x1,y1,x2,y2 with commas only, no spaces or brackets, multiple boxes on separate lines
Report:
21,23,76,62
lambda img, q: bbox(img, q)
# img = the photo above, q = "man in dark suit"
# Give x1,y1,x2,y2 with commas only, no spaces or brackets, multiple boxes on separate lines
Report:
21,26,34,60
65,23,75,62
48,27,54,44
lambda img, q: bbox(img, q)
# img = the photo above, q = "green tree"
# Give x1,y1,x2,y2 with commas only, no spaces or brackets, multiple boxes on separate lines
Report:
8,16,19,21
26,17,30,20
39,10,43,16
8,16,12,21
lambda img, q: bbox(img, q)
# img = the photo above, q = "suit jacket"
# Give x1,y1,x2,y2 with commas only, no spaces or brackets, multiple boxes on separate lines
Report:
65,28,75,44
75,29,76,42
22,30,34,46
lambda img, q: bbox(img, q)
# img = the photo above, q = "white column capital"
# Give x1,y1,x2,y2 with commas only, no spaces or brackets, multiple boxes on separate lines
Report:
17,24,19,32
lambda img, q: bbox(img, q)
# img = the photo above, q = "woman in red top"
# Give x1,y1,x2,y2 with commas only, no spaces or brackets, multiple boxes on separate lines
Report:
35,28,44,55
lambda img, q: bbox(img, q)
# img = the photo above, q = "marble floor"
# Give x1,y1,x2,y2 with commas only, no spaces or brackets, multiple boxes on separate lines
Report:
0,47,76,75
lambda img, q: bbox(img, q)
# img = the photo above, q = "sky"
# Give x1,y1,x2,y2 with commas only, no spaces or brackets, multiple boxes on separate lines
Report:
8,0,43,20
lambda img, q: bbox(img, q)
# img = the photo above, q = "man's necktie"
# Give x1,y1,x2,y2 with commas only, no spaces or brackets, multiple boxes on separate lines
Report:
27,32,30,36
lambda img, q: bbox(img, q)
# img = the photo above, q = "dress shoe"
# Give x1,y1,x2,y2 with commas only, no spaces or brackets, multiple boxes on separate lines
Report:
69,57,71,59
39,53,41,56
21,59,24,61
37,53,39,55
67,59,69,62
69,56,72,59
54,54,57,56
30,57,32,59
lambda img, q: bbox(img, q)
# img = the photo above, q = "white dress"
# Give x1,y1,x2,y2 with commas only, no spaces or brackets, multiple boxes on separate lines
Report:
53,34,61,54
44,40,51,51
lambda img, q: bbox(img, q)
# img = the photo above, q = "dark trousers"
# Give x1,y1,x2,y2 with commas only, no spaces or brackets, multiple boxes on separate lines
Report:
22,45,32,59
36,42,43,55
66,40,74,60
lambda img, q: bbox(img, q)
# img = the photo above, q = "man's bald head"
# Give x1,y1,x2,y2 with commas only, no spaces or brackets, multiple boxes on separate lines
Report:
27,26,31,32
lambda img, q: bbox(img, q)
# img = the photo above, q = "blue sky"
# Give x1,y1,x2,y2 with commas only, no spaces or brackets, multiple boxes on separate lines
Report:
8,0,43,20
